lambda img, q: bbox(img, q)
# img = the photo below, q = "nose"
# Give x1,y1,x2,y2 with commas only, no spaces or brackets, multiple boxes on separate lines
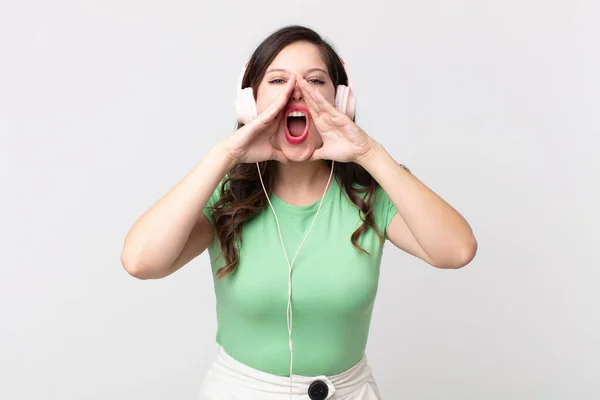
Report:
291,81,303,101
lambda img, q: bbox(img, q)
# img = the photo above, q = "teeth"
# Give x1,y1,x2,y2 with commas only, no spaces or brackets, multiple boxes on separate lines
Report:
287,111,306,118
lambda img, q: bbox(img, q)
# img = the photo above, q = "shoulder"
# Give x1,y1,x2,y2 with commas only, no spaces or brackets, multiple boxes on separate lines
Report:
203,174,231,226
342,181,396,234
207,174,231,205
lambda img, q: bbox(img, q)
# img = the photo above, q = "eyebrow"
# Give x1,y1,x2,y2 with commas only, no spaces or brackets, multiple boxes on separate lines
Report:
266,67,328,75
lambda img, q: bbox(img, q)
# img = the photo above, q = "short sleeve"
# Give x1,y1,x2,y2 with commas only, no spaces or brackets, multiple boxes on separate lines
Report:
373,185,398,240
202,177,227,228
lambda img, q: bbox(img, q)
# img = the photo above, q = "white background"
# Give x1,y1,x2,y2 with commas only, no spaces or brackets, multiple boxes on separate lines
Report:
1,1,598,398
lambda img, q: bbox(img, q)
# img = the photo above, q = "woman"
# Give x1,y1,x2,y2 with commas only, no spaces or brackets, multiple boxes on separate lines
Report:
121,25,477,400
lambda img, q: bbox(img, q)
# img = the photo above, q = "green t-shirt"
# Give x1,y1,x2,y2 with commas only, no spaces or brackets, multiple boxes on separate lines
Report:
202,175,397,376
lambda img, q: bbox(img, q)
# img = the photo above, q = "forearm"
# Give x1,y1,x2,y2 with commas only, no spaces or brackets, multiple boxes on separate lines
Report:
358,141,477,267
121,143,236,274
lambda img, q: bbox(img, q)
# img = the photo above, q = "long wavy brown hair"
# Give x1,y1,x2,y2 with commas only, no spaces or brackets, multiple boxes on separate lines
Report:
210,25,384,279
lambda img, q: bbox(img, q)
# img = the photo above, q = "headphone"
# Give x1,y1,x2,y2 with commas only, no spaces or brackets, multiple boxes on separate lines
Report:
235,58,356,124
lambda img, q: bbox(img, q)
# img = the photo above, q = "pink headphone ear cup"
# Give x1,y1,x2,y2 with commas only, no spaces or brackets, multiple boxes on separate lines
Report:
335,85,345,113
335,85,356,120
236,87,257,124
246,88,258,122
345,88,356,120
235,90,245,124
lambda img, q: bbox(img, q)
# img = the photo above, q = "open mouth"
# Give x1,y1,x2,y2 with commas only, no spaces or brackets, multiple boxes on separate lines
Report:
284,106,309,144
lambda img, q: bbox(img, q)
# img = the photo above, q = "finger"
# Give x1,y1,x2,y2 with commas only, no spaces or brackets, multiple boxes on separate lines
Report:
297,76,323,115
252,74,296,127
299,77,339,116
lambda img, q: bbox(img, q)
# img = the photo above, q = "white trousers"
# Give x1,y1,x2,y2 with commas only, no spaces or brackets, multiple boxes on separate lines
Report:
198,345,382,400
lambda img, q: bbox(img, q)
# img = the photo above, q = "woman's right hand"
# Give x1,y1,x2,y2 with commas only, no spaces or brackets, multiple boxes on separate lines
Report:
220,74,296,165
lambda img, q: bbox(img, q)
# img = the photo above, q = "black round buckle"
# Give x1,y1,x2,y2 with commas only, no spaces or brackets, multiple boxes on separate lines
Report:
308,380,329,400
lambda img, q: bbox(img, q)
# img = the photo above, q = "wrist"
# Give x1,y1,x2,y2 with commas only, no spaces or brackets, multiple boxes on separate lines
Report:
212,140,239,169
355,139,385,167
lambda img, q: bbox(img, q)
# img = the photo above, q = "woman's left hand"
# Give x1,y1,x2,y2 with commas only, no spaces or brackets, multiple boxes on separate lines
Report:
298,76,377,164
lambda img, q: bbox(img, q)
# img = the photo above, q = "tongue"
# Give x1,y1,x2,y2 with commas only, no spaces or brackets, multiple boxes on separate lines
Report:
288,118,306,137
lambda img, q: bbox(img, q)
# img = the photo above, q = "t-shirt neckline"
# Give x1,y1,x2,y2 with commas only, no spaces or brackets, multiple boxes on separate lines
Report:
268,176,339,215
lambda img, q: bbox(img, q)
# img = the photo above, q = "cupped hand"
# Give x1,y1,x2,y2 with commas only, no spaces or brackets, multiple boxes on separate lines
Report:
297,75,376,164
222,74,296,164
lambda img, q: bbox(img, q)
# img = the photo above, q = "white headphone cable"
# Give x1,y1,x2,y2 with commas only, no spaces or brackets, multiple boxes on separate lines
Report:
256,160,335,399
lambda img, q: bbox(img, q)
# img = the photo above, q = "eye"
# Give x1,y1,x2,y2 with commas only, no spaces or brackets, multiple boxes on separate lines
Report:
268,79,286,84
308,79,325,85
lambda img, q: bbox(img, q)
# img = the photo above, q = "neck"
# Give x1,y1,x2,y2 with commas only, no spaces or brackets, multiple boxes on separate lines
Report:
272,160,333,198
